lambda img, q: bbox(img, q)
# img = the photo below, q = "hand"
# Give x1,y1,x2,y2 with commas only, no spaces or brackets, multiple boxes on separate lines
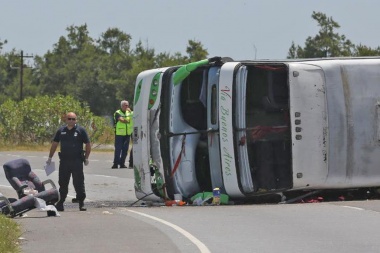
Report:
84,159,89,166
46,157,52,165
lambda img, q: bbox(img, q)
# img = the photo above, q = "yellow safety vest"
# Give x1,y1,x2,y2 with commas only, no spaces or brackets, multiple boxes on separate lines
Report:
114,109,127,136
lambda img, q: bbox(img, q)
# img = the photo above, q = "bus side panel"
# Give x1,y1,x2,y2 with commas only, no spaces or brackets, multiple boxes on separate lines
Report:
219,62,245,197
289,64,328,189
133,69,164,201
324,60,380,187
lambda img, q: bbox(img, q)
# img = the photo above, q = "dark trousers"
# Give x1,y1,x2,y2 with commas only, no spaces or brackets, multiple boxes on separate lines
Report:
58,158,86,203
113,135,130,166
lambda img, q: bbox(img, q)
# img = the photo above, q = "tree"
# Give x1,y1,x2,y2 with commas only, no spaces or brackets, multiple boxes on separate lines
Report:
33,26,138,115
186,40,208,61
94,28,134,113
288,12,355,58
2,24,209,115
35,25,97,96
0,39,8,94
154,52,187,67
0,49,35,103
97,28,132,55
115,40,156,105
0,38,7,52
66,24,93,52
353,44,380,56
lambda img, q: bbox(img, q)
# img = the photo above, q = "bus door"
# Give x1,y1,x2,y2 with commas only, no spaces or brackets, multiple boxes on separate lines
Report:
206,66,224,191
219,62,245,198
235,65,255,193
168,68,202,197
288,63,328,188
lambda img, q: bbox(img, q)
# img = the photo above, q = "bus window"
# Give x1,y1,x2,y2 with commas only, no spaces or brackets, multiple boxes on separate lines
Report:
211,85,217,125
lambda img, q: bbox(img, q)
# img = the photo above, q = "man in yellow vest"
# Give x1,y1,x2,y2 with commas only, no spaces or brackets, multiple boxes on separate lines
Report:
112,100,131,169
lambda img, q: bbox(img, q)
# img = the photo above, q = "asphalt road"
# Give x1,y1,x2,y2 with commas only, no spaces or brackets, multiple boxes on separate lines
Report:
2,151,380,253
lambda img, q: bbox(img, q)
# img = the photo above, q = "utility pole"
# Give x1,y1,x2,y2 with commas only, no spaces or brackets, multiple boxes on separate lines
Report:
18,50,33,100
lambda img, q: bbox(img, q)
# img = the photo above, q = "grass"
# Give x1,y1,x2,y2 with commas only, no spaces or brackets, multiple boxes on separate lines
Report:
0,214,21,253
0,131,115,152
0,144,49,152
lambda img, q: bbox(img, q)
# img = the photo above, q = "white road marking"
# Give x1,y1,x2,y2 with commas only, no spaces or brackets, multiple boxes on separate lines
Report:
127,209,211,253
93,174,119,179
341,205,364,211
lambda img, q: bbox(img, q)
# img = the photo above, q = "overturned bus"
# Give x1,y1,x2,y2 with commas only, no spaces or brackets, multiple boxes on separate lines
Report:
132,56,380,203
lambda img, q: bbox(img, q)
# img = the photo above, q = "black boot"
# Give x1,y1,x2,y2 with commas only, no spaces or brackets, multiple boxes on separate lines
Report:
79,201,87,211
55,201,64,211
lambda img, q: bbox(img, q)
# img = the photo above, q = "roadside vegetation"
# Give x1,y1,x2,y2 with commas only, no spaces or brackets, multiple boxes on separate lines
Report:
0,214,21,253
0,95,114,150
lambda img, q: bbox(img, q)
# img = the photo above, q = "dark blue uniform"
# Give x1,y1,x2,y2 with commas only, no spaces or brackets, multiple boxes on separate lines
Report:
53,124,90,203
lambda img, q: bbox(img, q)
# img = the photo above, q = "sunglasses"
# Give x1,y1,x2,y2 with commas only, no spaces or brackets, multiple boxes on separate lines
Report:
67,118,77,121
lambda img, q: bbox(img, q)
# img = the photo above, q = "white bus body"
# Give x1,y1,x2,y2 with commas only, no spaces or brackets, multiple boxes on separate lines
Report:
132,57,380,202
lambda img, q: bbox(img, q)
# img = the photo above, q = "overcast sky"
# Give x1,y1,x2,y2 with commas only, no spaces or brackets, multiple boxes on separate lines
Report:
1,0,379,61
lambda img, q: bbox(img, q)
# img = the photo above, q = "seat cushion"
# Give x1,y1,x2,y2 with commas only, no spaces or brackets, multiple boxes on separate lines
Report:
1,195,35,216
3,158,32,178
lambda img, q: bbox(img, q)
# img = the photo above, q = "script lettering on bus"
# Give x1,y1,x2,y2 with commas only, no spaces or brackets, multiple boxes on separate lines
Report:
220,86,231,101
220,85,233,176
220,86,231,143
222,147,232,176
220,108,229,142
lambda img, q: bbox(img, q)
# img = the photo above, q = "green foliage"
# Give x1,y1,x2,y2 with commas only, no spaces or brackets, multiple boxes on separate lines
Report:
0,25,209,116
353,44,380,56
155,52,188,67
0,38,7,52
0,95,112,145
0,49,38,106
288,11,355,58
35,25,114,115
186,40,208,61
97,27,132,54
0,214,21,253
288,11,380,59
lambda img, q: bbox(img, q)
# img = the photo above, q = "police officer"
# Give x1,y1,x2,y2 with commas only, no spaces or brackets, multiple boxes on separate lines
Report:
46,112,91,211
112,100,131,169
